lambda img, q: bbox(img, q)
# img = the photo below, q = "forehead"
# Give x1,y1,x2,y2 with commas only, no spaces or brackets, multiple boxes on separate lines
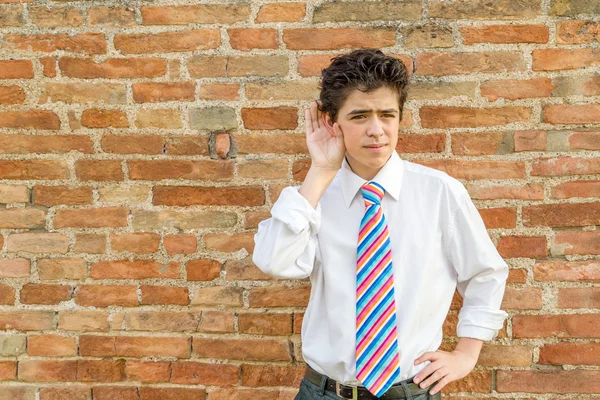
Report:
339,86,399,112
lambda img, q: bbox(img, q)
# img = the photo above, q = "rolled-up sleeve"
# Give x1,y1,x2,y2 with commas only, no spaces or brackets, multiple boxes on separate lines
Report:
252,186,321,279
447,191,509,341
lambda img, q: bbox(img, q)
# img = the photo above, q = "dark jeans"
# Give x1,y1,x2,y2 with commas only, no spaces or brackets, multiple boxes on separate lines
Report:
294,377,442,400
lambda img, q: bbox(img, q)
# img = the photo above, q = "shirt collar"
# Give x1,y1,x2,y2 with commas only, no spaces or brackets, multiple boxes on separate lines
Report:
339,150,404,208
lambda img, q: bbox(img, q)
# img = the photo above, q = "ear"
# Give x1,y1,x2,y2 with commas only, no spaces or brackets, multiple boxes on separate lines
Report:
321,112,335,136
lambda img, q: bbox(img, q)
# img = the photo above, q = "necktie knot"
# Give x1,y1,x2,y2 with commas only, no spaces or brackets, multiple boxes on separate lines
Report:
360,181,385,208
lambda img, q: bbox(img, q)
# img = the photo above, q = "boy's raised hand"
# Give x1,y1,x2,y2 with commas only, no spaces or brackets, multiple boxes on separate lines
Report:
304,100,346,171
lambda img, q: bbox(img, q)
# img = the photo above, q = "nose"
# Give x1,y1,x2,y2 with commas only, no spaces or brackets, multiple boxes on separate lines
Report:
366,116,384,137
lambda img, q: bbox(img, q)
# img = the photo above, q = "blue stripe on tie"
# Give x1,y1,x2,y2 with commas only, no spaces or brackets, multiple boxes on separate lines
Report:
357,261,393,308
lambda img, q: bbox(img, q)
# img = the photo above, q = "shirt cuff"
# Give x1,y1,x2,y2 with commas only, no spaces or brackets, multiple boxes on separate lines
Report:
457,306,508,341
270,186,322,235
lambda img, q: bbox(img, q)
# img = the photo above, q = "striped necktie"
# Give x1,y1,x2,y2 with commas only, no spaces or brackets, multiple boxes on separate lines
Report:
356,181,401,397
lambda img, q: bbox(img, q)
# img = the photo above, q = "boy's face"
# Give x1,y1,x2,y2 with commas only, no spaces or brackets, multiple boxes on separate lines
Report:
326,86,400,181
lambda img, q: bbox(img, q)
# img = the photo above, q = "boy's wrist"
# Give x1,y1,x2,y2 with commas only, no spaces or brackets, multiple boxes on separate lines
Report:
454,337,484,361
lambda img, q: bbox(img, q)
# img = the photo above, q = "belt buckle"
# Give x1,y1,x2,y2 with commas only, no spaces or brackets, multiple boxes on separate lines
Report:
335,381,358,400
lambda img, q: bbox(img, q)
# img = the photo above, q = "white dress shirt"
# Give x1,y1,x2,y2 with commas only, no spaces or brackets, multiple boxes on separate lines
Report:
252,150,508,385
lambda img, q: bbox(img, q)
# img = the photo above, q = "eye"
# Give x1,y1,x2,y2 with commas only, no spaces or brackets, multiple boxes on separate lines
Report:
382,114,395,118
351,115,366,119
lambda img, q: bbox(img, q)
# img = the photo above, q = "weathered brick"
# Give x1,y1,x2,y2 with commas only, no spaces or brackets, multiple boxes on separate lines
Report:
246,81,319,101
550,0,600,16
523,203,600,227
497,236,547,258
164,234,197,255
170,362,239,386
416,52,525,76
3,33,106,54
429,0,541,19
204,233,254,253
139,387,206,400
75,160,124,181
534,260,600,282
20,283,72,305
34,186,93,206
241,364,305,387
557,20,600,44
199,83,240,101
29,6,82,28
125,360,170,383
141,4,250,25
75,285,138,307
27,334,77,357
249,286,310,308
191,287,243,307
87,6,136,27
133,82,195,103
189,107,238,131
461,24,548,44
0,7,24,28
186,259,221,281
415,159,525,180
479,207,516,229
283,28,396,50
501,287,543,310
420,106,530,128
532,157,600,176
129,160,234,181
242,107,298,130
132,209,237,230
197,311,235,333
18,360,77,382
533,48,600,71
552,180,600,199
91,260,178,280
140,286,189,306
539,342,600,365
256,2,305,23
153,186,264,207
0,111,61,130
81,108,128,128
60,57,166,78
124,311,198,331
188,55,288,78
77,359,125,383
55,207,128,228
481,78,555,101
313,1,421,22
0,85,26,104
73,233,106,254
135,109,182,129
114,30,220,54
193,338,291,361
497,370,600,393
7,233,68,254
0,134,92,155
39,387,89,400
0,184,28,204
544,104,600,124
238,312,292,335
40,82,126,104
552,230,600,256
58,310,109,332
228,28,277,51
0,311,54,330
235,134,308,155
513,314,600,338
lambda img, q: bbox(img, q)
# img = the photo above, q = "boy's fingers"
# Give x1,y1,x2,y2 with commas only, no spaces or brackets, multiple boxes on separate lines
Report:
313,101,321,128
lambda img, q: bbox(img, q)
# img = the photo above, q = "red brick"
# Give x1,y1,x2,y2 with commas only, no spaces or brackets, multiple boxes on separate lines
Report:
3,33,106,54
539,342,600,365
153,186,264,206
283,28,395,50
569,130,600,150
18,360,77,382
187,55,288,78
115,30,219,54
0,258,29,278
109,233,160,254
123,311,197,332
186,258,221,281
0,85,26,105
249,286,310,308
0,285,15,305
242,107,298,130
54,207,128,228
164,234,197,255
415,159,525,180
92,386,138,400
497,236,547,258
81,108,128,128
461,24,548,44
501,287,542,310
523,203,600,227
481,78,554,101
129,160,233,181
39,387,89,400
451,131,505,155
199,83,240,101
416,52,525,76
0,386,35,400
228,28,278,51
204,233,254,253
241,364,305,387
75,160,123,181
532,156,600,176
238,312,292,335
60,57,166,78
91,260,178,280
141,4,250,25
193,338,291,361
40,57,56,78
140,285,189,306
533,48,600,71
0,160,67,179
125,360,170,383
467,183,542,201
139,387,206,400
0,208,45,229
73,233,106,253
0,361,16,380
557,287,600,308
170,362,239,386
0,110,62,130
557,20,600,44
479,207,516,229
256,2,306,22
81,336,190,358
235,133,308,155
58,310,109,332
420,106,530,128
28,6,83,28
197,311,235,333
34,185,93,206
478,344,533,367
132,82,195,103
534,260,600,282
20,283,72,305
77,359,125,382
396,133,445,153
513,314,600,338
75,285,138,307
0,60,33,79
27,334,77,357
514,130,546,151
497,370,600,393
552,230,600,255
544,103,600,124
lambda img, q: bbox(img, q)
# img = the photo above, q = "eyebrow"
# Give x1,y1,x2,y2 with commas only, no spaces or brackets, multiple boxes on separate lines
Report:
347,109,398,115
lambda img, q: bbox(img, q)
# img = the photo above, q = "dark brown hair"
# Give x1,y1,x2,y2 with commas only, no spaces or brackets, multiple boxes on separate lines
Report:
318,49,409,122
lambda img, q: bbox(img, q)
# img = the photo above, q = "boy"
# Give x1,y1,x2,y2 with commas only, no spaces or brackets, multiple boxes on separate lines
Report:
253,49,508,400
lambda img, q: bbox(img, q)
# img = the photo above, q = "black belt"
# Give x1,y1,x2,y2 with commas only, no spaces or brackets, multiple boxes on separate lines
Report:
304,365,434,400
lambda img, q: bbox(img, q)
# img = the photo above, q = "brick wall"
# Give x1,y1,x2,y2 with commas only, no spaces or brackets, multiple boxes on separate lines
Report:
0,0,599,399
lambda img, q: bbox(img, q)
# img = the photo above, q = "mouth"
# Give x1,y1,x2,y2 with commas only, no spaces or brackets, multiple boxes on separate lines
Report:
364,144,387,149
